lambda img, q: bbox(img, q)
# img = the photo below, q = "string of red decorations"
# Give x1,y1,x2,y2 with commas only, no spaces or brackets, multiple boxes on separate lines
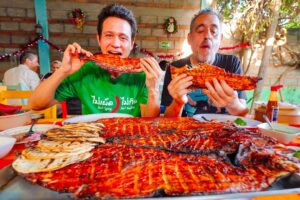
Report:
219,42,251,50
0,36,250,61
0,36,63,61
139,42,251,59
139,48,175,59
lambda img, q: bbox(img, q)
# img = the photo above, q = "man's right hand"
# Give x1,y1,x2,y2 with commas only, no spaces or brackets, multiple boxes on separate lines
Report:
167,73,193,105
60,42,93,76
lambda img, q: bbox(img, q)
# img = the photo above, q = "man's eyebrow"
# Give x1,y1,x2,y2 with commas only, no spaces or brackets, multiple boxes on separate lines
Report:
103,31,112,34
211,24,219,29
119,33,129,38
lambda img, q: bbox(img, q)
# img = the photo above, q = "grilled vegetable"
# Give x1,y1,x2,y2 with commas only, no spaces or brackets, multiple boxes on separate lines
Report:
234,117,247,126
293,150,300,158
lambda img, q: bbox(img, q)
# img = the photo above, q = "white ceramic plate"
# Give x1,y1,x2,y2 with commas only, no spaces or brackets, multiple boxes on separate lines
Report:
193,114,261,127
63,113,133,124
0,124,58,144
0,136,16,158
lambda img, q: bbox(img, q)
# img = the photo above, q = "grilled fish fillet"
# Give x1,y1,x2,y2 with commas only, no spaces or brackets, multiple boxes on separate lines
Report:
170,64,262,90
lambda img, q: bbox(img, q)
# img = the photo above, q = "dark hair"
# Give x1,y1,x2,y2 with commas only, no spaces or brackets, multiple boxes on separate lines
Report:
97,3,137,40
19,51,37,64
190,8,222,33
159,60,169,71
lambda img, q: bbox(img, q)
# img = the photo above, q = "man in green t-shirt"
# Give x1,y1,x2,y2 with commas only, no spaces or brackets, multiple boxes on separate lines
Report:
29,4,162,117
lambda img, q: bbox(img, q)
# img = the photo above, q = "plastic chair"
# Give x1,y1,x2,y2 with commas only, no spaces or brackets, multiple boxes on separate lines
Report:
60,101,68,119
0,89,59,121
2,83,30,105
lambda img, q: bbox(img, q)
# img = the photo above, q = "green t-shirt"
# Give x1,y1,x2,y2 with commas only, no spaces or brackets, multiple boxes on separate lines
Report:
55,62,148,117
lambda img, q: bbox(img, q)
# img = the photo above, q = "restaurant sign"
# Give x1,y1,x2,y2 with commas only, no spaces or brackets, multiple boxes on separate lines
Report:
159,41,170,49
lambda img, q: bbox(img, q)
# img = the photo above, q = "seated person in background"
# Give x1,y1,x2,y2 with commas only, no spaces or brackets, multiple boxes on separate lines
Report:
158,60,169,98
41,60,62,80
66,97,82,115
51,60,62,72
161,9,248,117
29,3,162,117
158,60,169,113
2,51,40,105
159,60,169,72
41,60,81,116
3,51,40,90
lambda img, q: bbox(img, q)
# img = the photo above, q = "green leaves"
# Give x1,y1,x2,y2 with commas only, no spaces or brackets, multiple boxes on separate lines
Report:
215,0,300,45
293,150,300,158
234,117,247,126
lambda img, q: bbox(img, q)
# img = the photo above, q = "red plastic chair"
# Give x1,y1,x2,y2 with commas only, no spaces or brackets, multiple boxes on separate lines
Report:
60,101,68,118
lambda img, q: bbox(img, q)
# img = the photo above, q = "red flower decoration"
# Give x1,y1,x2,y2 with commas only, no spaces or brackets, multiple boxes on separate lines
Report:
69,8,86,31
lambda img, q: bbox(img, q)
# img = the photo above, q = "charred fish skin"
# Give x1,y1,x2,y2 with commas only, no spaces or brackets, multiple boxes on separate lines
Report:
171,64,262,90
18,117,300,199
81,53,142,73
28,145,289,199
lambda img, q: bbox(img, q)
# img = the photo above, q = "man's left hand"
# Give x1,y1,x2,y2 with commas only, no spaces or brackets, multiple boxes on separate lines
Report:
203,78,238,108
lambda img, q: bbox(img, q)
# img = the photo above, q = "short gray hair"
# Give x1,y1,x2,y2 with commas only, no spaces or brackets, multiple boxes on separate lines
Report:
51,60,62,67
190,8,222,33
19,51,37,64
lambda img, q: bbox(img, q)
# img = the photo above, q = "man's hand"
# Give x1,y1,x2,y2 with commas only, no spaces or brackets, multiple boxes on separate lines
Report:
140,57,162,93
203,78,248,116
203,78,237,107
60,42,93,76
139,57,162,117
167,74,193,105
163,73,193,117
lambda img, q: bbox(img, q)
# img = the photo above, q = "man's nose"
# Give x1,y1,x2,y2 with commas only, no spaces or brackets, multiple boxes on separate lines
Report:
204,29,212,39
111,36,121,47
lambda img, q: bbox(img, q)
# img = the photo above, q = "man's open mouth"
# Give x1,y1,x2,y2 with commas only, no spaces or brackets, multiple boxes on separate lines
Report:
201,44,210,49
108,51,122,56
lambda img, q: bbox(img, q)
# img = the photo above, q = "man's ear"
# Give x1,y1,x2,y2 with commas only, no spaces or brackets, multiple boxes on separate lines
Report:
24,58,30,65
130,38,135,50
96,34,103,53
96,34,100,45
187,33,191,45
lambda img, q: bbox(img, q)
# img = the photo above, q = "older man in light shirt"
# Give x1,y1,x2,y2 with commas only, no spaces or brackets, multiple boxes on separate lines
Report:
3,51,40,90
2,51,40,104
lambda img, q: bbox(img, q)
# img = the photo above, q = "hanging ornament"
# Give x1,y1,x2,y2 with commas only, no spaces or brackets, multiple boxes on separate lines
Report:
69,8,86,31
164,17,178,34
0,36,64,61
0,36,250,62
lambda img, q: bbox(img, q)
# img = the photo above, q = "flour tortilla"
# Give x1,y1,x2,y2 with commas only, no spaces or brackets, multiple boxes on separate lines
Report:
13,152,92,173
37,140,96,152
22,145,95,159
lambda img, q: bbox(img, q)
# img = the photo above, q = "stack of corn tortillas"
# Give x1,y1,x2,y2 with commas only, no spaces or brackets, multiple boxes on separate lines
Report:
13,122,105,173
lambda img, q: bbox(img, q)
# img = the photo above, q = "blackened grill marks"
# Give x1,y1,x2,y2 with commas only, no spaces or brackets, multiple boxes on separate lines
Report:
21,117,300,199
158,128,177,134
81,53,141,73
171,64,261,90
25,145,291,198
